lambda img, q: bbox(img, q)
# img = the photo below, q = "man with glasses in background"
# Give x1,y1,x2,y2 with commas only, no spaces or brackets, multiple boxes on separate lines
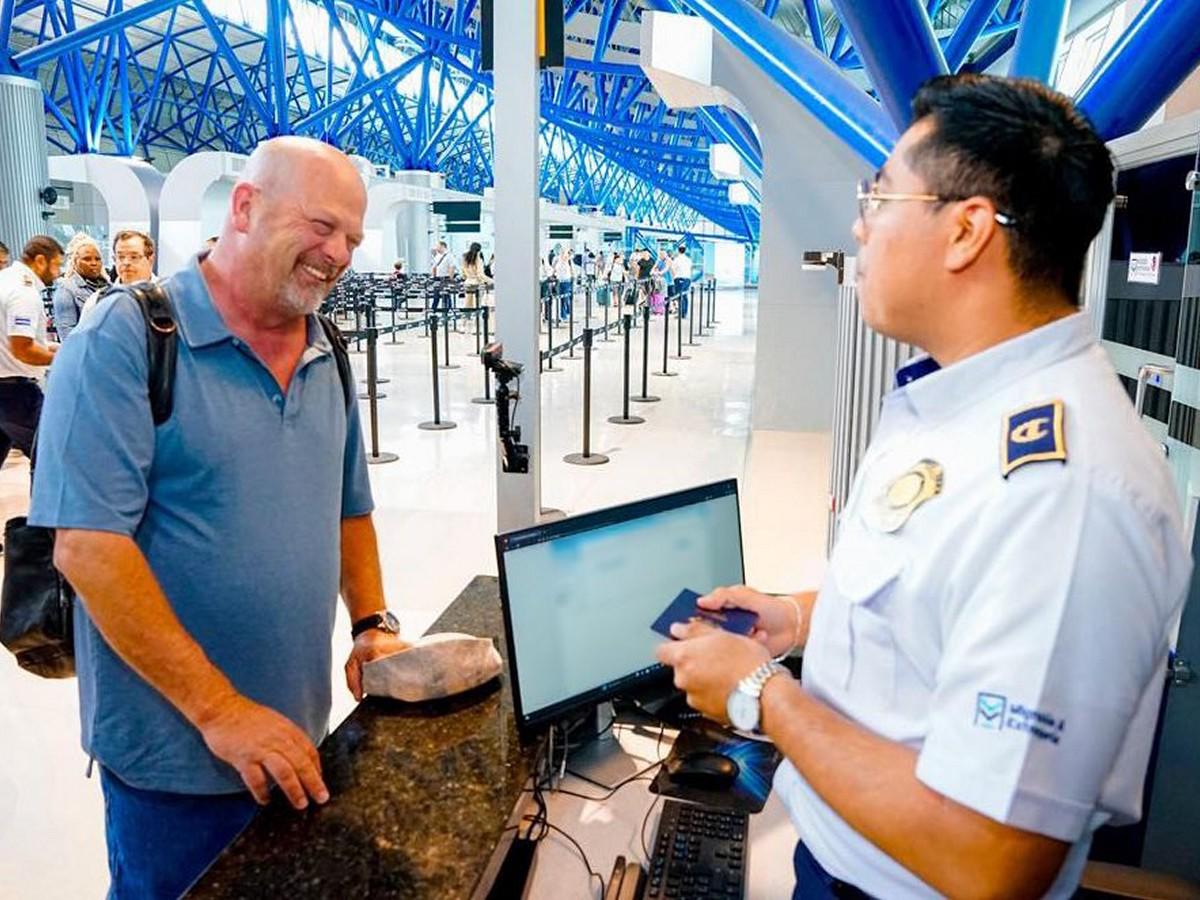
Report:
658,74,1190,898
79,229,156,322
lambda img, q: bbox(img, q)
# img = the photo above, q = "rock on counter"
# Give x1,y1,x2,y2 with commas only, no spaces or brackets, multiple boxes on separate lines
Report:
186,576,532,900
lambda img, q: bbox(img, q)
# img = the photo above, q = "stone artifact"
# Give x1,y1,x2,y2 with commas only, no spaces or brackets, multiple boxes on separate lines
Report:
362,633,503,702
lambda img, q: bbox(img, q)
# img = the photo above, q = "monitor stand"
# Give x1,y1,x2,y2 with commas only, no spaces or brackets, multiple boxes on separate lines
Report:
562,702,651,788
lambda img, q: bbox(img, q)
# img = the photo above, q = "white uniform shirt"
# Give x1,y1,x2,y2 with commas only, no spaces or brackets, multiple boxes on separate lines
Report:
670,253,693,280
553,254,574,281
0,260,50,380
608,260,626,283
776,313,1191,898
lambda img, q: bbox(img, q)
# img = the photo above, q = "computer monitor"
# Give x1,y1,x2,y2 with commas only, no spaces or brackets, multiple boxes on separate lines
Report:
495,479,745,739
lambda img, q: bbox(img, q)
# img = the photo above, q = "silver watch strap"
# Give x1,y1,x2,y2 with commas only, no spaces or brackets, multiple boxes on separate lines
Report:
740,660,787,699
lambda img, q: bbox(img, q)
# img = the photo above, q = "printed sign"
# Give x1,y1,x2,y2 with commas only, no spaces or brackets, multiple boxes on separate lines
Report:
1128,252,1163,285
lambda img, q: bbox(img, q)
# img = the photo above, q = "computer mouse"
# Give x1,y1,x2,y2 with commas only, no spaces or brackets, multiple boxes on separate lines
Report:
665,751,740,790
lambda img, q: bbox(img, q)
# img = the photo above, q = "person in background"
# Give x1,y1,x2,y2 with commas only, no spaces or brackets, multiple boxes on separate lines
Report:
635,249,655,305
552,245,574,322
584,250,597,283
392,260,404,277
53,234,109,341
0,241,10,269
31,136,408,900
657,74,1189,899
460,242,492,309
670,245,694,318
430,240,454,313
609,251,630,306
79,230,157,323
0,235,61,467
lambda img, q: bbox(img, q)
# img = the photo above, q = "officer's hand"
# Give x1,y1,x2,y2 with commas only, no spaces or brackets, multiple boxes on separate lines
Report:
656,622,770,723
198,694,329,810
698,586,807,658
345,630,411,702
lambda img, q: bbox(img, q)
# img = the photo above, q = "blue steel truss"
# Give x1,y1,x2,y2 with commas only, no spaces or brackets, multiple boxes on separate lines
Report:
4,0,1184,246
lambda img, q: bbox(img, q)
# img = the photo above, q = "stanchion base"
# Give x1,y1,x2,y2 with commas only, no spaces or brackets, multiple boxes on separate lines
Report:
608,414,645,425
563,354,582,362
651,371,679,378
358,392,388,399
543,364,564,373
439,363,462,370
360,377,392,385
631,394,661,403
686,340,702,347
471,396,496,405
418,421,457,431
564,452,609,466
366,451,400,465
671,354,691,361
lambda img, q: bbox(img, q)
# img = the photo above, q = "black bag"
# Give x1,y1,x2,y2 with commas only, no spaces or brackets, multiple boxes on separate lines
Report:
0,282,354,679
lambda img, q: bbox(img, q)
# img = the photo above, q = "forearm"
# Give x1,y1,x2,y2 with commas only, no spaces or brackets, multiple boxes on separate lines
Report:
54,529,238,729
760,677,1064,898
15,343,56,365
339,514,388,622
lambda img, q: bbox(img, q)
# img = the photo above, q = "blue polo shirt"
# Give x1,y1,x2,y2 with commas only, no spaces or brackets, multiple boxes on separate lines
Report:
30,257,374,795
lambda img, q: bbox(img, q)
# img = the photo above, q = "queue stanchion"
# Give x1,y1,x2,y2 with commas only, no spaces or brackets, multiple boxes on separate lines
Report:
585,281,593,333
440,308,460,370
696,282,706,338
686,284,700,347
653,298,677,378
564,328,608,466
419,314,456,431
566,290,579,361
672,291,690,360
359,304,389,390
602,294,612,342
472,305,495,405
423,293,431,338
608,313,644,425
362,326,399,464
631,303,660,404
352,301,364,353
544,303,562,373
708,278,718,327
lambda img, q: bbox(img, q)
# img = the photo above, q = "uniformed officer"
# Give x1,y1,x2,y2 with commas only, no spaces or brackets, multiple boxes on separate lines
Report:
0,235,62,463
657,74,1191,899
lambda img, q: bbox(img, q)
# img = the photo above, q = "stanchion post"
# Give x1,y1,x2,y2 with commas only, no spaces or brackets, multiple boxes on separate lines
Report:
440,307,460,370
687,284,700,347
565,329,608,466
567,288,578,360
654,296,677,378
602,296,611,341
673,292,690,360
544,301,562,372
364,326,399,463
632,303,660,403
472,305,495,405
419,315,457,431
608,313,644,425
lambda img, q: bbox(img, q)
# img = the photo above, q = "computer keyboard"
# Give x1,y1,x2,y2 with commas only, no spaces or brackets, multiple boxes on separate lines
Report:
641,799,749,900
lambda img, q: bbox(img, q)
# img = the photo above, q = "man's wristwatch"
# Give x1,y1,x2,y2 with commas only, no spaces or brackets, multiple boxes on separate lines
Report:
351,610,401,639
726,660,789,733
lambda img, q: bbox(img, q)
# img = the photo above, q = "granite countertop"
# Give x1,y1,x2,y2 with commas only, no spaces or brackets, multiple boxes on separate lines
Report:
188,575,531,900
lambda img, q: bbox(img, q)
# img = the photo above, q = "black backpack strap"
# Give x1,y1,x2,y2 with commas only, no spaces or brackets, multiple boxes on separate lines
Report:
317,313,353,412
122,282,178,426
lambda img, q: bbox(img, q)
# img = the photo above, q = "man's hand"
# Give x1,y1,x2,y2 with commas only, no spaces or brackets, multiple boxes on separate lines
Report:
197,693,329,810
698,586,810,658
655,621,770,722
345,630,411,701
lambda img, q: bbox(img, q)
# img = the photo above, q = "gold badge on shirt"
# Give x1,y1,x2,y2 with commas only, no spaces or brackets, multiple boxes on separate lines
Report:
870,459,943,533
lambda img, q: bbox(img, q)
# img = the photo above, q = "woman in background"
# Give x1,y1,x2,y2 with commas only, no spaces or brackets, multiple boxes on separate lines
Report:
53,234,109,341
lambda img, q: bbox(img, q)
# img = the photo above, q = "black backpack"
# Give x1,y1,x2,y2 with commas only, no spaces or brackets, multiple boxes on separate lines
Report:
0,282,354,678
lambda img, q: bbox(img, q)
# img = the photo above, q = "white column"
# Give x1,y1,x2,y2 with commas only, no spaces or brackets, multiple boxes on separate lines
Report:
0,76,50,253
493,0,542,532
394,170,437,271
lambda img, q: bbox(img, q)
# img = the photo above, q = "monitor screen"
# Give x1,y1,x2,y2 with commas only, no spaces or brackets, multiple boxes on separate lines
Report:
495,480,745,737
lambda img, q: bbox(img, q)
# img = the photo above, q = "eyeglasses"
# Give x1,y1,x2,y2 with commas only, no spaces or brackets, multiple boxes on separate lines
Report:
855,178,1017,228
115,253,148,264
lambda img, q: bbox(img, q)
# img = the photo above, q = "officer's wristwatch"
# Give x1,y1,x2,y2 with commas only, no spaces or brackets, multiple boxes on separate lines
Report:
726,661,789,733
351,610,401,639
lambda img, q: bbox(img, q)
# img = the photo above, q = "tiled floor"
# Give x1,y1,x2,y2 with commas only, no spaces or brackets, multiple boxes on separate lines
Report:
0,289,830,898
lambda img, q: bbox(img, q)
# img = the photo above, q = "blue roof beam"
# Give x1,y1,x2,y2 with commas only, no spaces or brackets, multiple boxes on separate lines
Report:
828,0,948,129
1076,0,1200,140
1008,0,1067,82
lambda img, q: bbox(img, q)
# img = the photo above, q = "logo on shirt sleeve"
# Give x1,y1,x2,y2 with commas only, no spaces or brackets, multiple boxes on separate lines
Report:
12,316,32,327
1001,400,1066,478
974,692,1007,730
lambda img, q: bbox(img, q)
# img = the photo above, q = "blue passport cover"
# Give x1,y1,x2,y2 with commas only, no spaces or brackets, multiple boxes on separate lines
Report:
650,588,758,638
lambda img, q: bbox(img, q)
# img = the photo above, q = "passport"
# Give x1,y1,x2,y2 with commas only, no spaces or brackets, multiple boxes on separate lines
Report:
651,588,758,638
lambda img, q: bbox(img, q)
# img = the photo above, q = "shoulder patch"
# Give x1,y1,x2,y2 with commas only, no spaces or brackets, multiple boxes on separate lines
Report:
21,275,34,287
1002,401,1067,478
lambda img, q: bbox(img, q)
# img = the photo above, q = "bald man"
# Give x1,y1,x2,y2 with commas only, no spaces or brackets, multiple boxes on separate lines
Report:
30,137,408,899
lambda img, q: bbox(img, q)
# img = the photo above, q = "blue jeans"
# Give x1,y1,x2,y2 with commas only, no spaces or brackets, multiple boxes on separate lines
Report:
673,278,691,318
792,841,871,899
101,767,258,900
557,280,573,320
